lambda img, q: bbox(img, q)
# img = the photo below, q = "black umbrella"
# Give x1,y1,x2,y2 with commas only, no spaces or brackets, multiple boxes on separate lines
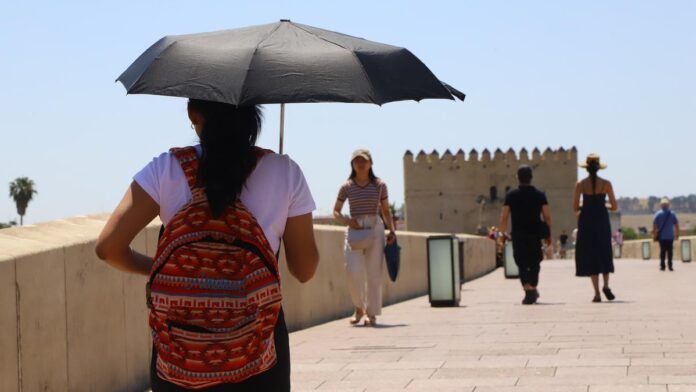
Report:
118,20,464,152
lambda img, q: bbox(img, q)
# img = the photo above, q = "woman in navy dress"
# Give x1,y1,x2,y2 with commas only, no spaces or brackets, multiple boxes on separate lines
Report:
574,154,618,303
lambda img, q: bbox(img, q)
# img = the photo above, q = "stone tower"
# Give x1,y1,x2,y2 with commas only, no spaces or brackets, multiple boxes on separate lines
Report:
403,146,578,237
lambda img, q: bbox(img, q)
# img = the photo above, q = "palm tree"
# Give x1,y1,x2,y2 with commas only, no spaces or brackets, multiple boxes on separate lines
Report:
9,177,37,226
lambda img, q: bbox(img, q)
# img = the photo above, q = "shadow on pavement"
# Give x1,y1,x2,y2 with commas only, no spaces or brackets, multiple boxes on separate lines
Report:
364,323,409,329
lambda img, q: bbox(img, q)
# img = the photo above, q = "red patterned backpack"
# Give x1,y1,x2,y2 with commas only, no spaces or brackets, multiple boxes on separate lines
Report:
146,146,282,389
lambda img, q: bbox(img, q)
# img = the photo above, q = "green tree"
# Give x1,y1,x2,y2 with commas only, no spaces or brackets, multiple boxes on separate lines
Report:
389,202,398,219
621,227,638,240
9,177,37,226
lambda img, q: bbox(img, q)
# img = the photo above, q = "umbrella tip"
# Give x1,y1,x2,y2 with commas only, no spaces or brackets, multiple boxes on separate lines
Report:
280,19,291,22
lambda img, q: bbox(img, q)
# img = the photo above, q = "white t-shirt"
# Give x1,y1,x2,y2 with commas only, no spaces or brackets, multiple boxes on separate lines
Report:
133,145,315,254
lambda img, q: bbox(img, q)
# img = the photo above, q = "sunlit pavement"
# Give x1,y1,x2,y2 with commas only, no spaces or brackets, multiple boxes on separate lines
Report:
289,258,696,391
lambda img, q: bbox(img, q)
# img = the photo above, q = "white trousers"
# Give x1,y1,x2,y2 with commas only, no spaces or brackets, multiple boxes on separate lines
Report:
344,215,385,317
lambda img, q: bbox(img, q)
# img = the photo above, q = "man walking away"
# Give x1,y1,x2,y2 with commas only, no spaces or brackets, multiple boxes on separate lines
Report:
499,165,552,305
653,198,680,271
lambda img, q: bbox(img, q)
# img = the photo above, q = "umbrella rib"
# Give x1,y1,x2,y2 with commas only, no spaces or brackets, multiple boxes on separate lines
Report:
117,36,178,90
238,23,284,106
291,23,381,104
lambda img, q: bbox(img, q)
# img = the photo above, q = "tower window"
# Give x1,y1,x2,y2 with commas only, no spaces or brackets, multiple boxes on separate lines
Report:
490,186,498,201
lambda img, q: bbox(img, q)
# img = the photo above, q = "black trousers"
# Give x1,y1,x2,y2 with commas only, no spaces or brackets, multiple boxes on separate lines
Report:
659,240,674,268
150,309,290,392
512,236,543,287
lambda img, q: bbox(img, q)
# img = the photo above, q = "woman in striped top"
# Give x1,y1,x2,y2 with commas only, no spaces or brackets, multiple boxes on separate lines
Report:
333,149,396,327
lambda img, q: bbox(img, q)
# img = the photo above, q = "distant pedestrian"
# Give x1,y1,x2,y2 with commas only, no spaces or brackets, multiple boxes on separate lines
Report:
653,198,680,271
499,165,552,305
559,230,569,259
333,149,396,327
613,228,624,255
574,154,618,303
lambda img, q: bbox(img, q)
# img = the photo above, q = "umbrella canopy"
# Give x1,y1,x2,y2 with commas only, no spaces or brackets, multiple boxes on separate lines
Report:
117,20,465,106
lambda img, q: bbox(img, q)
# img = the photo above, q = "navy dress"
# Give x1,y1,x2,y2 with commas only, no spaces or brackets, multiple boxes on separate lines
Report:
575,193,614,276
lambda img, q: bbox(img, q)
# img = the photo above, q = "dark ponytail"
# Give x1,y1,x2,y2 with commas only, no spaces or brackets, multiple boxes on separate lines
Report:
587,162,599,193
187,99,262,217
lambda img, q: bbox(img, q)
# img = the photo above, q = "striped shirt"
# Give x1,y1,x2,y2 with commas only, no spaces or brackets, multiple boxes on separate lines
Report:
337,179,388,217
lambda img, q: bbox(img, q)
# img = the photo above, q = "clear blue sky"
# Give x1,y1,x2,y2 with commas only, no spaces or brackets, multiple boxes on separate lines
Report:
1,0,695,224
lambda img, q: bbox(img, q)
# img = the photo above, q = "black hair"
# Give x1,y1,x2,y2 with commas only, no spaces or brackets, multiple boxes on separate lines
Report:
348,161,377,182
517,165,533,185
586,162,600,193
187,99,262,217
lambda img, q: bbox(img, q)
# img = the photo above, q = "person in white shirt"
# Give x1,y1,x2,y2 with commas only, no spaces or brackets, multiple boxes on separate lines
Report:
96,99,319,391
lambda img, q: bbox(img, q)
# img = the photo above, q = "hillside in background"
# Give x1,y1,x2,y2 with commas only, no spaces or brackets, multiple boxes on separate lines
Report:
622,213,696,233
618,195,696,214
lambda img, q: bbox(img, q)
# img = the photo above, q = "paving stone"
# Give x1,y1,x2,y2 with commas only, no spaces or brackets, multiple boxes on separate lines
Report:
517,374,648,385
590,386,667,392
288,259,696,390
474,387,587,392
432,367,554,378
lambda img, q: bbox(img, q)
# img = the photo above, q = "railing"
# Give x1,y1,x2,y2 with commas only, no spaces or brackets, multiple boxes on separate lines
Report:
0,216,496,391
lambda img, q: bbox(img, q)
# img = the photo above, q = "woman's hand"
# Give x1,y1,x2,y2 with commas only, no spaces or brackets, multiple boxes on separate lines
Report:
386,230,397,244
348,218,362,230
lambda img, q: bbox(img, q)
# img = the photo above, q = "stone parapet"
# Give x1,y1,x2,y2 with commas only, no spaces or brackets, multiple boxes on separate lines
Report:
622,235,696,262
0,216,496,391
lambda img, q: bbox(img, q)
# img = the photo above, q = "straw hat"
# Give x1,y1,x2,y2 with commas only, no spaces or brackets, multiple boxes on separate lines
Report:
660,197,670,206
579,153,607,169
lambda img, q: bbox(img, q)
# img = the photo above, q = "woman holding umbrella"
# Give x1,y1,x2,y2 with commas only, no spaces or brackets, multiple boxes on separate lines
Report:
96,99,319,391
333,149,396,327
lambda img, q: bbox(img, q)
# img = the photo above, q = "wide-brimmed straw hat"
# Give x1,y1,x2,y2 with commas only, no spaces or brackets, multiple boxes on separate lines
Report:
579,153,607,169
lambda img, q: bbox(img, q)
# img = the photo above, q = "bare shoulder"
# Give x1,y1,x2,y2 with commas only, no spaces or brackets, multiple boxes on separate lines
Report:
600,177,613,190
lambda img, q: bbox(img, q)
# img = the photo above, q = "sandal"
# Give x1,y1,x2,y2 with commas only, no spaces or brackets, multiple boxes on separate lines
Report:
364,315,376,327
349,308,364,325
592,295,602,303
602,287,615,301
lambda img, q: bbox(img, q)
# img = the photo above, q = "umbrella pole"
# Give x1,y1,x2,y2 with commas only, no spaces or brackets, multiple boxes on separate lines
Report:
279,103,285,154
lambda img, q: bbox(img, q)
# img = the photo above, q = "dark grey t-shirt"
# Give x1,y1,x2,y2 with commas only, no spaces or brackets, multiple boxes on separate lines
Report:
504,185,548,238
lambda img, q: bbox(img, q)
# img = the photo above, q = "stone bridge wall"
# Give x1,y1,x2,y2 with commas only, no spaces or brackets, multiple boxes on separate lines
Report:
0,216,496,391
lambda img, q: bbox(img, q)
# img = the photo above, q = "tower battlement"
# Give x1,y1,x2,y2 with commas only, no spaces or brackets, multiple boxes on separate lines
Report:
403,146,578,236
404,146,577,165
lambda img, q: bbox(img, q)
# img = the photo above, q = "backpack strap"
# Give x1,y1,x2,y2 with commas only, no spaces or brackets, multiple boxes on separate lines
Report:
255,147,273,158
657,210,672,237
170,146,272,192
169,147,200,191
376,180,383,215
